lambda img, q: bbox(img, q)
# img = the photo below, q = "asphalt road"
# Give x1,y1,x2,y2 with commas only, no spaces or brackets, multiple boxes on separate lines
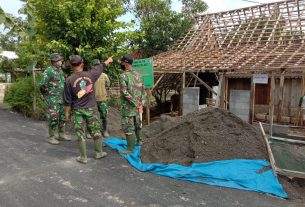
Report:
0,108,293,207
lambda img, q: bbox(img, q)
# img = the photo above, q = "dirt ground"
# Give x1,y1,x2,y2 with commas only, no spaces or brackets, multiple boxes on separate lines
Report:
279,176,305,203
141,107,267,165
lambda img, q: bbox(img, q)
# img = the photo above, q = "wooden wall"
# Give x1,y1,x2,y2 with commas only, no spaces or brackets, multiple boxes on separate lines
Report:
227,77,302,123
255,78,302,117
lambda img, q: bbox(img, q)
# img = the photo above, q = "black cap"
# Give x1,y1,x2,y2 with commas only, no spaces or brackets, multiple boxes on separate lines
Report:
120,55,133,65
69,55,83,66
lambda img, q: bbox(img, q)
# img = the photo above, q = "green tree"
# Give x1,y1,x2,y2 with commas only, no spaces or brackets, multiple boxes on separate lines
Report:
182,0,208,18
17,0,138,79
132,0,208,57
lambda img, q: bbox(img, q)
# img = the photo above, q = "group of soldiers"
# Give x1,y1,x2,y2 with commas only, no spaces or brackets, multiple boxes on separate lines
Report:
39,53,146,164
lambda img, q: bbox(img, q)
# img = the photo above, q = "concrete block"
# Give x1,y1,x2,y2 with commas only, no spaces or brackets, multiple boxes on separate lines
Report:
183,87,199,115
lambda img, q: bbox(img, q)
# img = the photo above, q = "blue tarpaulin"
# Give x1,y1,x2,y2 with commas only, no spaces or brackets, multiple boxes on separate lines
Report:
104,138,288,198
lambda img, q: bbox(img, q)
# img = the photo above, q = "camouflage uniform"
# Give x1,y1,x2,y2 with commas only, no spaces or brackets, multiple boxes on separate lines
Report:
119,66,145,153
73,108,101,141
39,53,69,144
120,69,145,133
64,55,112,163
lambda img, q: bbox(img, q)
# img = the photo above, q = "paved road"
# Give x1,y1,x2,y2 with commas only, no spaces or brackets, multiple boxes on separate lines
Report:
0,108,292,207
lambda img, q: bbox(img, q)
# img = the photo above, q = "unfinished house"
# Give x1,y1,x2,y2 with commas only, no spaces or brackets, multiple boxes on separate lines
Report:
152,0,305,124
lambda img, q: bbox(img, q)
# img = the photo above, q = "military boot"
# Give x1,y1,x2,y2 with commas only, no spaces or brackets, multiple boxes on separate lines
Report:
102,119,110,137
135,129,142,146
120,134,135,155
48,127,59,145
94,138,107,159
58,127,71,141
76,141,88,164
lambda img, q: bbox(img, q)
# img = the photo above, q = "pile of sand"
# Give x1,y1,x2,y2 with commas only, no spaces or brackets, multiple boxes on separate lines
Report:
141,107,267,165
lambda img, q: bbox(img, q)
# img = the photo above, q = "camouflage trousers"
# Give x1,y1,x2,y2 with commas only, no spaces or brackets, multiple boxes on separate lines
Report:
121,115,142,135
47,101,66,130
73,107,101,141
97,101,108,121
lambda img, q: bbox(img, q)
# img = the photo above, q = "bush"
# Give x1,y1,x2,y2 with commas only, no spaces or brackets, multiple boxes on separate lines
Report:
4,75,47,120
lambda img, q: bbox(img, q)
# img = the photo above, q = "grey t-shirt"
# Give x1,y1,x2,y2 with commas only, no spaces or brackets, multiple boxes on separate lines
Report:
63,63,105,109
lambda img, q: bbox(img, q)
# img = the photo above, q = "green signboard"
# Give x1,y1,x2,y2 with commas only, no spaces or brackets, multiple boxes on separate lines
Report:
132,58,154,89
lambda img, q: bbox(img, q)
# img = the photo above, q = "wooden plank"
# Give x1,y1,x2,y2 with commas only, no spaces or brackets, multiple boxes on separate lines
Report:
269,74,275,136
32,68,37,113
217,73,225,108
277,74,285,122
224,76,229,110
259,122,277,176
277,168,305,179
250,75,255,124
152,74,165,91
270,136,305,145
190,72,217,95
267,4,282,44
146,89,151,126
179,72,186,116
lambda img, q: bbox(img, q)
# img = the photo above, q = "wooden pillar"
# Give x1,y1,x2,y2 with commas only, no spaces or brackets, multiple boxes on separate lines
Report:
146,89,151,126
32,68,37,113
179,72,186,116
250,75,255,124
224,76,229,110
277,74,285,123
299,72,305,126
302,72,305,95
269,74,275,136
218,73,226,109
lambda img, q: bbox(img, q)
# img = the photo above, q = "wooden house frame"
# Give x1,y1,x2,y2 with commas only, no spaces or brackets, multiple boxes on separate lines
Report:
152,0,305,124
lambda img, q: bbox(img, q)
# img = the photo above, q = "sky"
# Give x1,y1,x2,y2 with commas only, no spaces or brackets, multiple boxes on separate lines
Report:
0,0,283,17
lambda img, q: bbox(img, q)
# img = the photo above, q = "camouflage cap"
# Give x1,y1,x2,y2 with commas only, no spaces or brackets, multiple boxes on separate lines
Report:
49,53,62,61
91,59,100,65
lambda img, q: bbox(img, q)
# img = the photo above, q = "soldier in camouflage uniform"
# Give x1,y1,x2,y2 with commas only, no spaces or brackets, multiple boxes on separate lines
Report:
92,59,111,137
63,55,113,164
39,53,71,145
118,55,146,154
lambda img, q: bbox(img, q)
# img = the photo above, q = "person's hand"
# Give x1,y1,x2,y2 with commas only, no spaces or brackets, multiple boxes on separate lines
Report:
105,56,113,65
